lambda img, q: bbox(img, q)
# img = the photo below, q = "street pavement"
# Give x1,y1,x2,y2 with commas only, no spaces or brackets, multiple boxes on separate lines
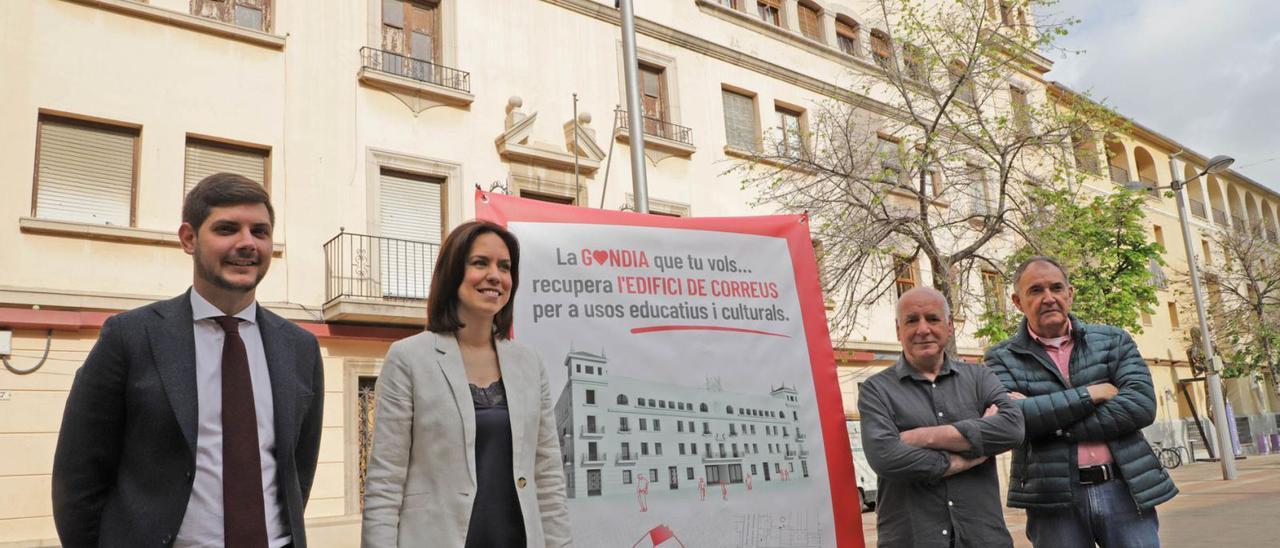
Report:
859,453,1280,547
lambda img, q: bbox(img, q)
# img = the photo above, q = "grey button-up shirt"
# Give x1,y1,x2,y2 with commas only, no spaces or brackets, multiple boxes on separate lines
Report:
858,356,1024,548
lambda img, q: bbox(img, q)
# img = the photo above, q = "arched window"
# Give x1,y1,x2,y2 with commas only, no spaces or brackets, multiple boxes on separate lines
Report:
870,29,893,70
617,394,629,405
726,405,735,414
700,403,709,413
835,16,860,56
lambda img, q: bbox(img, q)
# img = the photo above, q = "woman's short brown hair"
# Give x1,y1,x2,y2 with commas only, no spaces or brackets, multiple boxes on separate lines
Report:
426,220,521,337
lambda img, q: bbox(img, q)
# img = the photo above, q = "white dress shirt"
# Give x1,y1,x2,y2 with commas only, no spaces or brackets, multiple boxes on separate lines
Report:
175,290,290,548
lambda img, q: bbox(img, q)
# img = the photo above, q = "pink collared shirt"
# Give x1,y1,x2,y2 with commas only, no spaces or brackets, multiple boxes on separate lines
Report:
1028,324,1113,467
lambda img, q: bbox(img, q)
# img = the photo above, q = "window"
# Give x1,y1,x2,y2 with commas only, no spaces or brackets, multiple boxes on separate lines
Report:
617,394,629,405
33,113,139,226
870,29,893,70
620,417,629,431
658,400,666,409
192,0,271,31
1168,302,1181,329
902,44,926,81
950,62,975,104
184,137,269,197
894,256,918,297
623,470,633,484
679,443,686,455
585,389,596,405
798,3,822,41
1153,225,1165,247
999,1,1015,26
722,88,758,152
382,0,440,63
688,467,695,480
717,0,740,9
641,442,649,456
968,163,992,214
1201,240,1212,264
654,419,661,432
678,421,684,433
1141,310,1152,326
981,270,1006,313
876,135,903,185
757,0,781,27
836,18,860,56
639,64,669,124
775,105,804,159
1010,86,1030,135
656,443,663,456
640,418,648,431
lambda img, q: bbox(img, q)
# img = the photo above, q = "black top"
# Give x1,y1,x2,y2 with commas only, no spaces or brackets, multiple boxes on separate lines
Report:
464,380,527,548
857,357,1025,548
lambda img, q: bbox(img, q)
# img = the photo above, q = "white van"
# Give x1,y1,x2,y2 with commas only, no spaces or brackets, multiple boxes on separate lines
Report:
846,420,878,512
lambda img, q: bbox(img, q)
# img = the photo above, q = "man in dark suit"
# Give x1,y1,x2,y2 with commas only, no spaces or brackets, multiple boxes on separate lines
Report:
52,173,325,548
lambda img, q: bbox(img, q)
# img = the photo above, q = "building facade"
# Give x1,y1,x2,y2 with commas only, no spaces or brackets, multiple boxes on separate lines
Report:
1,0,1276,545
553,350,808,499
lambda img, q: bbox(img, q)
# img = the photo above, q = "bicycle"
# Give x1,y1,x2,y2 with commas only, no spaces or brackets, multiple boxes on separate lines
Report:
1150,441,1190,469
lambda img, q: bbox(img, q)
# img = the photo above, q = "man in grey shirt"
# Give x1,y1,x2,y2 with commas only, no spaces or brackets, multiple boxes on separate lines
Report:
858,287,1024,547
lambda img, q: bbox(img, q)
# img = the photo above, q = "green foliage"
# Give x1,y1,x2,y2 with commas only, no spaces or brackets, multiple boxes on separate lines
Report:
977,187,1164,343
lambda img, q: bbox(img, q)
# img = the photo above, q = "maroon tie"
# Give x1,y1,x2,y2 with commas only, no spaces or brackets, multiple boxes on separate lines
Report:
215,316,269,548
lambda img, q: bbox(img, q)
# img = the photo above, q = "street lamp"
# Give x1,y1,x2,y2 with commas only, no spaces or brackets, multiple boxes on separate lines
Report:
1124,153,1237,481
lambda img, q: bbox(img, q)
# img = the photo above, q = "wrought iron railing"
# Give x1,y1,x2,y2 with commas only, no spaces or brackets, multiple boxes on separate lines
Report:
581,452,607,465
360,46,470,93
1232,216,1247,235
615,109,693,145
1212,207,1229,226
1189,198,1207,219
1109,164,1129,185
325,231,440,302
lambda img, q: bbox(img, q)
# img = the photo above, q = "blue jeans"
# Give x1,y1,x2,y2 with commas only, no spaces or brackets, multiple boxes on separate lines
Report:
1026,478,1160,548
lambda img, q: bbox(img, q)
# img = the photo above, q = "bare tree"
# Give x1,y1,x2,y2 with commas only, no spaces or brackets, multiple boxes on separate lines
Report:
1180,221,1280,395
735,0,1118,340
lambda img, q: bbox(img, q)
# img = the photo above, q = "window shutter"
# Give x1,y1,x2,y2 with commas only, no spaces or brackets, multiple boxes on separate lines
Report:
799,5,821,40
378,170,443,298
35,119,136,226
721,90,756,151
184,140,267,196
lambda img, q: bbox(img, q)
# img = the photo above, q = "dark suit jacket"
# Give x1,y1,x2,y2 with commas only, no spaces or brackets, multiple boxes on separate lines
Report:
52,291,325,548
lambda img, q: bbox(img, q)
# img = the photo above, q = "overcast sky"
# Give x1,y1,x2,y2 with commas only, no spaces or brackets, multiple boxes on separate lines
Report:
1038,0,1280,190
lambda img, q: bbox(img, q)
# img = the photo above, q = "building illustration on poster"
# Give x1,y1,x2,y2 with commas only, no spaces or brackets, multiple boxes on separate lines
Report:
553,348,811,500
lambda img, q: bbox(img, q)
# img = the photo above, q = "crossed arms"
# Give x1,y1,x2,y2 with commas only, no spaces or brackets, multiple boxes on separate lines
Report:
858,367,1025,482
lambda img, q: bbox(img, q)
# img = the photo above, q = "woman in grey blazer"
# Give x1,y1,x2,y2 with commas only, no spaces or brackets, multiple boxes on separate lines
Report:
362,221,571,547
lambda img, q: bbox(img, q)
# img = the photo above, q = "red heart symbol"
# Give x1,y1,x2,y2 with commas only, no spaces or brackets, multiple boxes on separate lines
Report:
592,250,609,265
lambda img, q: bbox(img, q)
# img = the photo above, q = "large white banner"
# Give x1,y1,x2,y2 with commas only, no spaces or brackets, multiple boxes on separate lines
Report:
478,192,863,548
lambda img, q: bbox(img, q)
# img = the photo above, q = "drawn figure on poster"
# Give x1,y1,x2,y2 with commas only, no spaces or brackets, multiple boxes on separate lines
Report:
698,477,706,501
637,473,649,512
720,478,728,501
745,474,753,491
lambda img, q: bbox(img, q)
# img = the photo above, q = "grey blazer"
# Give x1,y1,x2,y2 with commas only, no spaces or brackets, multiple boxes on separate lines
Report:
361,331,572,547
51,291,325,548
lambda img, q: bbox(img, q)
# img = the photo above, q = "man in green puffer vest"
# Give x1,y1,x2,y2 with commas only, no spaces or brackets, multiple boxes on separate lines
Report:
986,256,1177,547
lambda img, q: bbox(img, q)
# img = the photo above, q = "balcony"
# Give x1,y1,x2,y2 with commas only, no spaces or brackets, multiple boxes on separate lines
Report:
615,452,637,465
795,431,806,442
614,109,696,161
1212,207,1229,227
358,46,474,108
580,452,607,466
1233,216,1247,235
701,451,740,463
785,450,797,460
580,425,605,439
322,231,439,325
617,426,632,435
1109,164,1129,185
1189,198,1207,219
799,448,809,458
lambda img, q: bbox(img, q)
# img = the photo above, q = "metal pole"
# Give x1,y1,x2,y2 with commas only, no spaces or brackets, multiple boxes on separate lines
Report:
1171,153,1238,480
619,0,649,213
572,93,581,203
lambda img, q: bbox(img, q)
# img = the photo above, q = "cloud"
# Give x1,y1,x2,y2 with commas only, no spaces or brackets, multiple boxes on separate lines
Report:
1042,0,1280,191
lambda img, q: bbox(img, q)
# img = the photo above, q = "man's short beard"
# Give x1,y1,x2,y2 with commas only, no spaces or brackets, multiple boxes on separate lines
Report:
194,254,266,292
